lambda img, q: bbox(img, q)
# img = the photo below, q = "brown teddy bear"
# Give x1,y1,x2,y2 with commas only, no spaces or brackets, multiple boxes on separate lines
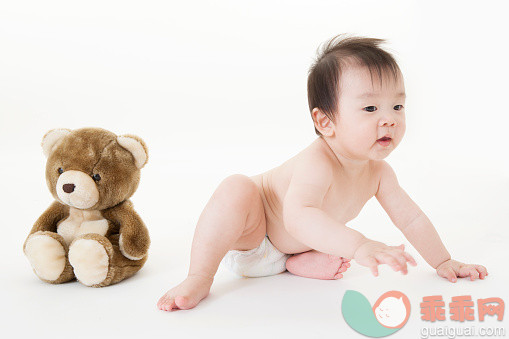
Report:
23,127,150,287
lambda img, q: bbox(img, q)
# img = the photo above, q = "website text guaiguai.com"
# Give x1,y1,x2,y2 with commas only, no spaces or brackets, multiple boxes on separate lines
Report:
420,326,505,338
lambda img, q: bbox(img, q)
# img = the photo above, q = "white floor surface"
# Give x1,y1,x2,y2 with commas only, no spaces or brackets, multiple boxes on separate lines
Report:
2,146,508,339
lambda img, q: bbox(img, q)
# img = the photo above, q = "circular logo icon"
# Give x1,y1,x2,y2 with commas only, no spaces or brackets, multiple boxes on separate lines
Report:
342,290,411,337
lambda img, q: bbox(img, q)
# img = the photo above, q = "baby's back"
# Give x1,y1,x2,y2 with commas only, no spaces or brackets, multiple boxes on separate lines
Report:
251,138,381,254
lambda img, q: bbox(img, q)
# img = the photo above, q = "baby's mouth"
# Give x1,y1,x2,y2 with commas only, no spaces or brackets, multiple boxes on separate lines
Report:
376,136,392,146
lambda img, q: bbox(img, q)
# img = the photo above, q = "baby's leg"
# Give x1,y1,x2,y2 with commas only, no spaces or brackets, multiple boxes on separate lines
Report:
158,174,266,311
286,250,350,280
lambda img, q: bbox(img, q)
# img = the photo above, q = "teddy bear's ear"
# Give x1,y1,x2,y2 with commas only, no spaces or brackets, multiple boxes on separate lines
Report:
41,129,71,158
117,135,148,169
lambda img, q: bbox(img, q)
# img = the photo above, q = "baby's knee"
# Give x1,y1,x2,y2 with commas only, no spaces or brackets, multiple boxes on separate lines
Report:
217,174,260,207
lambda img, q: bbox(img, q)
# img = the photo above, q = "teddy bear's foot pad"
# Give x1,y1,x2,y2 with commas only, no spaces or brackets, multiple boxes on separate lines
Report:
25,234,66,281
69,239,109,286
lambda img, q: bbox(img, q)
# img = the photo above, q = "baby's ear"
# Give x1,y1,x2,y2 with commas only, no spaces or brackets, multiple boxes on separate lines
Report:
41,128,71,158
117,134,149,169
312,108,335,137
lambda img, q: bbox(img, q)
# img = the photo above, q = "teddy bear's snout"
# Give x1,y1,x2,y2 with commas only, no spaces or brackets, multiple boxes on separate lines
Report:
56,170,99,209
62,183,75,193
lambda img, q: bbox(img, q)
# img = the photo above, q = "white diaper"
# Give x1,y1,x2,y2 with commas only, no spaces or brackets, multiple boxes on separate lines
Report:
222,236,291,277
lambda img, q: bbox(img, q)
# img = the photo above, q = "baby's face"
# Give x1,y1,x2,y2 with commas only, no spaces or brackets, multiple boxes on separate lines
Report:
331,63,406,160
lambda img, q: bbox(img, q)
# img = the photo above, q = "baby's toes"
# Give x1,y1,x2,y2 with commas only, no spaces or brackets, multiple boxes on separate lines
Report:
327,255,350,278
333,272,344,280
157,295,167,309
335,257,351,271
158,291,172,304
157,298,167,309
158,294,177,311
162,298,177,312
341,260,351,269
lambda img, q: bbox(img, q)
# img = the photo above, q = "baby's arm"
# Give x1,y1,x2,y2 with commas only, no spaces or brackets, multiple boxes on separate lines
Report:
375,161,487,281
283,153,414,275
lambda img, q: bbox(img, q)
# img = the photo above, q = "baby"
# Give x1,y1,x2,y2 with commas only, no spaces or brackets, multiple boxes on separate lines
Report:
157,35,488,312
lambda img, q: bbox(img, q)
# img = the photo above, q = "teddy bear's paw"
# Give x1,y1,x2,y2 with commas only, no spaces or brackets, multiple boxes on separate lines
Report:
24,233,66,282
69,238,109,286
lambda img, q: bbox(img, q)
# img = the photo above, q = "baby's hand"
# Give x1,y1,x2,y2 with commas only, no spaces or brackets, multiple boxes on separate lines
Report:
436,259,488,283
353,240,417,276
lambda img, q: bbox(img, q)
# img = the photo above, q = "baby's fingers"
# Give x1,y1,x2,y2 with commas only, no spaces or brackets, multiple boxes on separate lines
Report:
375,252,405,273
438,266,457,283
403,252,417,266
364,257,379,277
395,250,415,272
475,265,488,279
468,267,480,281
390,251,409,274
459,266,480,281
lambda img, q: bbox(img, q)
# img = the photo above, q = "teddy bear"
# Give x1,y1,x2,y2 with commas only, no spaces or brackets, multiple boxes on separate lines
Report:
23,127,150,287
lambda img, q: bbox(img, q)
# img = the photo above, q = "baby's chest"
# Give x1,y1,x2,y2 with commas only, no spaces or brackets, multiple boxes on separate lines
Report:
322,178,378,224
57,207,109,245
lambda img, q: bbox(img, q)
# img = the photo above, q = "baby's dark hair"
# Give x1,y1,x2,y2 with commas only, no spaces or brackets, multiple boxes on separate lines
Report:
307,34,401,136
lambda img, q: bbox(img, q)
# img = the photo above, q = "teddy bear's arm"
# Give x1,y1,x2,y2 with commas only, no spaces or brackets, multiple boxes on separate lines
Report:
28,201,69,235
102,200,150,260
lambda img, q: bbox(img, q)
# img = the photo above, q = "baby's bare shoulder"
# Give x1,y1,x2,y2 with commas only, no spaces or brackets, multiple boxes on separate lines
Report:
371,159,395,179
283,140,336,206
290,139,336,184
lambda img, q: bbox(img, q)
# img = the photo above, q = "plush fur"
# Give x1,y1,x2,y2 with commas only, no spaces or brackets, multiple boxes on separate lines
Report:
24,127,150,287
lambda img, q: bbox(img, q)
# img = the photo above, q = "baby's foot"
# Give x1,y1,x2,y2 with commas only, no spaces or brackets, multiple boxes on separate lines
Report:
157,274,213,312
286,251,350,280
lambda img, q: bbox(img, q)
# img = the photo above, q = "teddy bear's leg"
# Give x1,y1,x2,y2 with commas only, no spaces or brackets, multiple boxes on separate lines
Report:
69,233,146,287
68,233,112,287
24,231,75,284
106,234,147,286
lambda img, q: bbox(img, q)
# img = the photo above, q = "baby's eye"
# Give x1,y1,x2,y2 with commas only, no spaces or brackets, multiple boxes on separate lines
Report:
363,106,377,112
394,105,404,111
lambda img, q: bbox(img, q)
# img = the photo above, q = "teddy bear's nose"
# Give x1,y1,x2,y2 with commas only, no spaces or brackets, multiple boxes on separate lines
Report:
63,183,75,193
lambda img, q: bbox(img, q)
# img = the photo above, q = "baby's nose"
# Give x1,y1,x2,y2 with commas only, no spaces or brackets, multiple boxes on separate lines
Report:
380,120,396,127
63,183,75,193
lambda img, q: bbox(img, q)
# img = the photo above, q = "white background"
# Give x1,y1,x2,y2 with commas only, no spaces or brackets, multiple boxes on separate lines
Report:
1,0,507,338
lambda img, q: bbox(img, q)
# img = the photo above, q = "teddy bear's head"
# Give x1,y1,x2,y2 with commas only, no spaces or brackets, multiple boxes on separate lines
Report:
42,127,148,210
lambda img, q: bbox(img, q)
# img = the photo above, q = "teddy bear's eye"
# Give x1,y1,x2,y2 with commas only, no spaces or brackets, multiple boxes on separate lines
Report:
92,174,101,182
58,168,63,174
